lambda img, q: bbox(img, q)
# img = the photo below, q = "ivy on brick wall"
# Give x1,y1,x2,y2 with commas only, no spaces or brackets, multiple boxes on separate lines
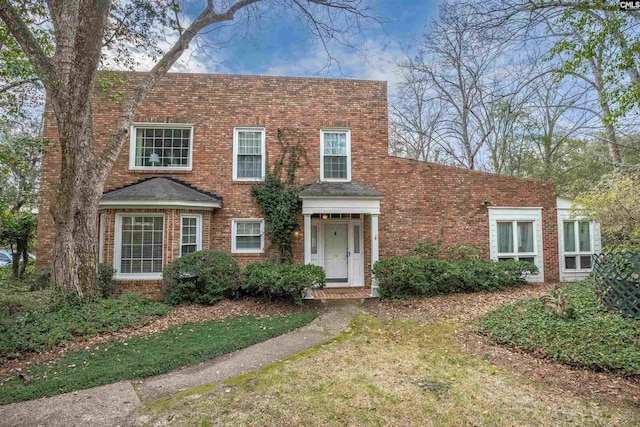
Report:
251,128,309,263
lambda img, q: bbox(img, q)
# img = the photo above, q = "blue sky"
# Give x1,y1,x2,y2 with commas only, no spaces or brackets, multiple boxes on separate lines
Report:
164,1,440,87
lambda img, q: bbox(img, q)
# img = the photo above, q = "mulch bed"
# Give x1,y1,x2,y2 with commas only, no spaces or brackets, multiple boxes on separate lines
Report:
365,283,640,407
0,298,318,379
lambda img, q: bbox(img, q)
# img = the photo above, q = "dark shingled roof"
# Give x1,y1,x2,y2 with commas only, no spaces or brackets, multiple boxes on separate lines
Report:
299,181,383,198
101,177,222,204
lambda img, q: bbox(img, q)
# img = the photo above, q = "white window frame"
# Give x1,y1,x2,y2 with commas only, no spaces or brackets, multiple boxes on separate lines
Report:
179,214,203,257
562,220,595,272
320,128,351,182
233,127,266,181
114,213,165,280
231,218,265,254
129,123,194,171
489,207,544,282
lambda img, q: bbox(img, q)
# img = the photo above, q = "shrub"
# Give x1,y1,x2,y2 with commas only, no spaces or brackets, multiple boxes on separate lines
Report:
0,293,168,355
29,266,51,291
373,256,538,300
443,244,483,260
98,263,116,298
412,241,441,258
240,261,326,305
162,250,240,305
480,279,640,375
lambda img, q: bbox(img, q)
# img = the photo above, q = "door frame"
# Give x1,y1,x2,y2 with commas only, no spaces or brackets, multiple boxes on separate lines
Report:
310,216,364,287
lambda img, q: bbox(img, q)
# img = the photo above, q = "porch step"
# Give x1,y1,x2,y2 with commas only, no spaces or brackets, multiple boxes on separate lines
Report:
311,287,372,300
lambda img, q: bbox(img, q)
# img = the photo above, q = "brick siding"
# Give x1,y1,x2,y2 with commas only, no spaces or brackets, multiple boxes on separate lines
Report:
37,72,559,297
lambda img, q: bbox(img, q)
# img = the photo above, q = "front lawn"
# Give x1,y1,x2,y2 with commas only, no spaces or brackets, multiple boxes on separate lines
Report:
140,316,639,426
0,312,317,404
479,279,640,375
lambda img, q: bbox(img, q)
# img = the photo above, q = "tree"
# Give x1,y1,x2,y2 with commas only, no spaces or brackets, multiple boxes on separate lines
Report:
400,2,513,170
574,171,640,250
0,127,46,212
0,0,377,296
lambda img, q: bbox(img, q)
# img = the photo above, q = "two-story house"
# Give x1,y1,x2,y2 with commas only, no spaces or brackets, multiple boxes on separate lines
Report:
36,73,601,297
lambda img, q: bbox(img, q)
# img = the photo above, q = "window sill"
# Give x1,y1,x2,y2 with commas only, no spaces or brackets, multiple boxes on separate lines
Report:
232,179,264,185
129,169,193,174
231,251,265,256
115,274,163,281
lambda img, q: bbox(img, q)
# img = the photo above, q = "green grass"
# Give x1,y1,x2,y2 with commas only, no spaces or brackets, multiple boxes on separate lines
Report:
141,316,639,426
0,312,317,404
479,279,640,375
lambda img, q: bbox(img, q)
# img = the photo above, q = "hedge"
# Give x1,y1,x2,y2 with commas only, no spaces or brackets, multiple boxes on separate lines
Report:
372,257,538,299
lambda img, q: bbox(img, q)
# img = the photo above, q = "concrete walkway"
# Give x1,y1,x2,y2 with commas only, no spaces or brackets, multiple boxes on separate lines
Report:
0,300,363,427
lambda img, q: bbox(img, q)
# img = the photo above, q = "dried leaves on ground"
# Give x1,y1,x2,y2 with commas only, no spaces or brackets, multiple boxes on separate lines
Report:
365,283,640,407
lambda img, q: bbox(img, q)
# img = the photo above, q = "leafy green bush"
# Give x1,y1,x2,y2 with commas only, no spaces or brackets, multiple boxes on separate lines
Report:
241,261,326,305
29,266,51,291
0,293,168,355
162,250,240,305
412,241,441,258
97,263,116,298
372,256,537,299
479,279,640,375
443,244,483,260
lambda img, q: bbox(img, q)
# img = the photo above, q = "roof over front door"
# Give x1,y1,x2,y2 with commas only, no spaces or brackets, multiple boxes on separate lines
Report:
99,177,222,210
299,181,383,215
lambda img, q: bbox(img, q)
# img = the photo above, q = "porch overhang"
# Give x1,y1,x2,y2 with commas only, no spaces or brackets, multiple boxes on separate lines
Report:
299,181,383,215
99,177,222,211
299,182,383,298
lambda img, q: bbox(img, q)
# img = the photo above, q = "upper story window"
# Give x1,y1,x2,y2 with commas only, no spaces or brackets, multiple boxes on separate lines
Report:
563,221,593,270
321,129,351,181
129,124,193,170
233,127,265,181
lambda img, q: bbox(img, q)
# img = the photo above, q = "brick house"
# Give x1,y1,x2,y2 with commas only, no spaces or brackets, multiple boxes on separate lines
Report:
36,72,600,298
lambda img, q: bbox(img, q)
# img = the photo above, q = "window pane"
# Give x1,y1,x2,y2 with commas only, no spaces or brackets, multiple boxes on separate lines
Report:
497,222,513,253
236,236,261,250
323,156,347,179
518,257,535,264
134,127,190,168
323,132,347,155
578,222,591,252
565,256,576,270
237,155,262,178
120,215,163,273
580,255,592,269
311,225,318,255
498,257,515,261
517,222,534,253
563,222,576,252
353,225,360,254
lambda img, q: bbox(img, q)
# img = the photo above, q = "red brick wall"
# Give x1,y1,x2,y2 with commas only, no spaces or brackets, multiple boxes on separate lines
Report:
37,72,559,298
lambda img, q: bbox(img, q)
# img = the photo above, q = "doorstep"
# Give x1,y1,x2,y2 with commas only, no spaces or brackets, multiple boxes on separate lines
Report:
310,287,373,300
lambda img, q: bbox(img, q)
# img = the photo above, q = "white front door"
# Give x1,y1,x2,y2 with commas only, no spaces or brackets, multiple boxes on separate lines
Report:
324,223,349,283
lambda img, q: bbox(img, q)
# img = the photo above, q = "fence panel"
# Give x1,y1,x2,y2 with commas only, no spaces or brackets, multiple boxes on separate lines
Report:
592,252,640,319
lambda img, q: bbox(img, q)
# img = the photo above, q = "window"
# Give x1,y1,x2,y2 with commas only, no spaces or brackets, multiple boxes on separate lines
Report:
233,127,265,180
321,129,351,181
180,214,202,256
115,215,164,278
311,225,318,255
353,225,361,254
563,221,593,271
232,219,264,253
130,124,193,170
496,221,536,263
